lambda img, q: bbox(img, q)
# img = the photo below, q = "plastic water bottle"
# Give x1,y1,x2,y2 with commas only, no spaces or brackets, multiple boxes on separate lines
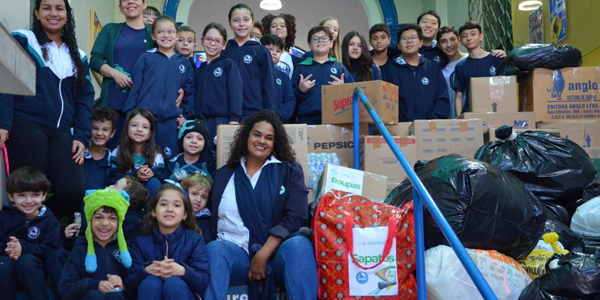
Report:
330,153,341,166
309,169,319,189
308,153,317,170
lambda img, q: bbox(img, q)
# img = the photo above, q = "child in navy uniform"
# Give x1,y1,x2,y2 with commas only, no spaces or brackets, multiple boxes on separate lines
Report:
181,174,213,243
222,4,277,120
260,34,296,123
342,31,382,82
58,188,132,300
369,23,402,82
292,26,354,125
386,24,450,122
165,114,216,180
84,107,118,189
176,25,197,62
124,15,195,159
194,22,243,150
126,184,210,299
416,11,448,69
0,167,59,300
452,21,504,115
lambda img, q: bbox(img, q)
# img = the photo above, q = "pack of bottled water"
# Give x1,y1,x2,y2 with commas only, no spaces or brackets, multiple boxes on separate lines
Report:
307,153,341,189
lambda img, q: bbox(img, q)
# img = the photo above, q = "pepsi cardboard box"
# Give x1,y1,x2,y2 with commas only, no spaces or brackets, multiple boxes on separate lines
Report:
409,119,483,161
470,76,519,113
537,120,600,148
216,124,308,186
520,67,600,122
458,112,536,130
307,124,370,168
321,80,398,125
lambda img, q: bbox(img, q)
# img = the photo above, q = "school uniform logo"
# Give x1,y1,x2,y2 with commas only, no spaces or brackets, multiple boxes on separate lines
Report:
276,78,282,85
421,77,430,85
243,55,253,64
331,68,338,74
434,56,441,63
164,147,172,158
280,185,286,194
213,67,223,77
28,226,41,239
113,249,122,262
179,64,186,74
489,66,497,76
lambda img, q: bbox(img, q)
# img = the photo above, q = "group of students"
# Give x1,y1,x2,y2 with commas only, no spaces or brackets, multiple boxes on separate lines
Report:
0,0,509,299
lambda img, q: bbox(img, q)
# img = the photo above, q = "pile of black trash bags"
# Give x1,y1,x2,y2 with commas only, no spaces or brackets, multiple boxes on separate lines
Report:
386,126,600,299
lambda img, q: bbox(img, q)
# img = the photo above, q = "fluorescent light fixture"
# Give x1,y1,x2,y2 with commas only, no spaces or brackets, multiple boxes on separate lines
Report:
519,0,542,11
260,0,282,11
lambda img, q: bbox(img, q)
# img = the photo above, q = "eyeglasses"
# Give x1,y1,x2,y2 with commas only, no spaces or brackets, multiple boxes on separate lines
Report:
155,29,176,36
311,36,330,43
251,32,262,39
202,36,224,46
400,35,419,43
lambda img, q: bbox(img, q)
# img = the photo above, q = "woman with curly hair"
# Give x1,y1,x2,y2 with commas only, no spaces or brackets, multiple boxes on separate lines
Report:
261,13,301,78
0,0,94,221
205,111,317,300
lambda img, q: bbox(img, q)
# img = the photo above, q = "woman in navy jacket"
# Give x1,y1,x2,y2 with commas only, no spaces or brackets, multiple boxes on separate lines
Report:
0,0,94,221
204,111,317,300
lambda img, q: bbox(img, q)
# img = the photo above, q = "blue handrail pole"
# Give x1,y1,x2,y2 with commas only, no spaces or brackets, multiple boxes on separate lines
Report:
352,90,361,169
412,190,427,300
352,87,498,300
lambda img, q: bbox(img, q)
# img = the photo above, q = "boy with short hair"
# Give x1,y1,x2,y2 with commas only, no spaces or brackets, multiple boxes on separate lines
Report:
416,10,448,69
143,6,161,26
452,21,504,114
85,107,117,189
165,114,215,180
0,166,59,300
176,25,197,62
181,174,213,243
369,23,401,82
387,24,449,122
59,188,132,300
437,26,468,118
119,176,150,243
261,34,296,123
292,26,354,125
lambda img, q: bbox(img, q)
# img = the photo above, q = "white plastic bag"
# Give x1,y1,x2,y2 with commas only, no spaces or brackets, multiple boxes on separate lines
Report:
425,245,532,300
571,196,600,237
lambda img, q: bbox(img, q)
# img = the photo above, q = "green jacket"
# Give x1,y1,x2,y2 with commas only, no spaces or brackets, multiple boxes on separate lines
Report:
90,23,155,108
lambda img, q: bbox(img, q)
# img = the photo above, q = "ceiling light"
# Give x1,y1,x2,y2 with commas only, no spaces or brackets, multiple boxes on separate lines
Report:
519,0,542,11
260,0,282,11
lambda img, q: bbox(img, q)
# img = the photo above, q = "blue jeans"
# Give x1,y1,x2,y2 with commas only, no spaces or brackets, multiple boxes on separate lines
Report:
138,276,197,300
0,254,49,300
82,289,128,300
204,235,318,300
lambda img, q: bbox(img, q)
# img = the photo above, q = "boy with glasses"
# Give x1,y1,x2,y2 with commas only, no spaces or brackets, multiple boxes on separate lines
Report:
292,26,354,125
386,24,450,122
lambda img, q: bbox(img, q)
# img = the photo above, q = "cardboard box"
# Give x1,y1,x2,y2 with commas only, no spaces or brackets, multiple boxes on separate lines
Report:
361,136,417,188
216,124,308,185
321,80,399,125
484,127,561,143
458,112,536,130
385,122,412,136
470,76,519,113
307,124,371,167
410,119,484,161
316,164,388,203
520,67,600,122
537,120,600,148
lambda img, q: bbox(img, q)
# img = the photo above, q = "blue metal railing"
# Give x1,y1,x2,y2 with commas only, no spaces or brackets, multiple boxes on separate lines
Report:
352,87,498,300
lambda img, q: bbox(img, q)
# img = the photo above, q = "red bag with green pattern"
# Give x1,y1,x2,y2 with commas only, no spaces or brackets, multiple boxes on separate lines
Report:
313,190,417,299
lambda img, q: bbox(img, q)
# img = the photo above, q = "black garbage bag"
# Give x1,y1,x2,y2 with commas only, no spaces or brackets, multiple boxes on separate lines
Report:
475,126,596,214
542,202,571,226
498,44,582,76
540,253,600,299
582,176,600,203
572,236,600,255
543,220,579,251
519,278,583,300
385,154,546,260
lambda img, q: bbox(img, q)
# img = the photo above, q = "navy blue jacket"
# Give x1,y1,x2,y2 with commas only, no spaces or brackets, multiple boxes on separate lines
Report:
451,54,503,113
196,215,212,244
124,49,195,121
164,153,215,180
194,56,243,121
209,160,308,241
386,55,450,122
59,237,128,300
274,68,296,123
221,39,277,118
0,205,60,260
123,209,145,244
292,57,354,124
83,148,111,189
349,62,383,82
419,41,448,69
126,226,210,295
0,30,94,145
